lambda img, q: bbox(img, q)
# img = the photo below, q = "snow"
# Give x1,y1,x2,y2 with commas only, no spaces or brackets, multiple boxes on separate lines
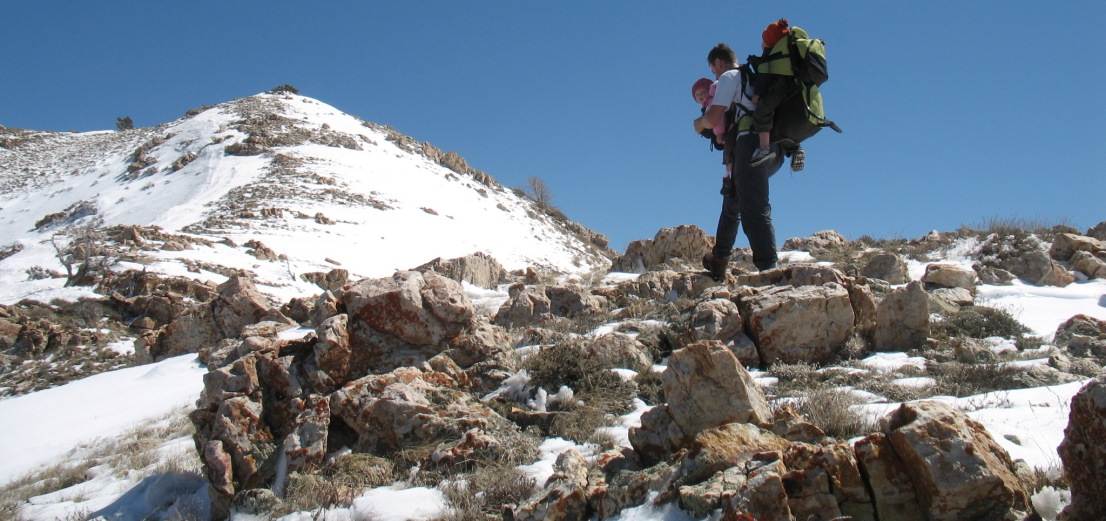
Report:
0,354,208,486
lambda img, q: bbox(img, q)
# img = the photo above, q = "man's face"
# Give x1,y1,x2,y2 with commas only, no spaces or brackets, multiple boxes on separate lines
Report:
709,59,725,79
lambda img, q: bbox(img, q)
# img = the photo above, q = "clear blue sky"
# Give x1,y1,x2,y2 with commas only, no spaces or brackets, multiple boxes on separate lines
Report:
3,2,1104,252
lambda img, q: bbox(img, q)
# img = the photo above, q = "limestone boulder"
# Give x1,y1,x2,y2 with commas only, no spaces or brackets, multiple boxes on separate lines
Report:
412,251,505,290
874,281,929,351
299,268,349,292
628,404,685,466
661,340,771,437
784,440,874,520
328,367,507,455
854,433,925,521
509,449,590,521
1006,250,1075,287
1069,250,1106,279
1050,233,1106,262
1057,375,1106,520
862,253,909,284
611,225,712,273
618,270,699,302
343,270,473,347
736,264,848,288
585,332,651,372
494,284,551,327
922,263,977,292
781,230,848,253
738,283,854,365
883,400,1029,521
1087,221,1106,241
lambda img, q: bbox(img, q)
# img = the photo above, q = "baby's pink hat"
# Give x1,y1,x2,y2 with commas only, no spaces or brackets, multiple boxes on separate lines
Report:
692,77,713,99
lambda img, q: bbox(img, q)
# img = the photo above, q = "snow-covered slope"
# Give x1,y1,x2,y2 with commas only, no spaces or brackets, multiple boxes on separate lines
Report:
0,91,612,304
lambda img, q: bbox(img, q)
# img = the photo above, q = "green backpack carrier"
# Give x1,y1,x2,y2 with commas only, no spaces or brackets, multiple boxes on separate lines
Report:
743,25,842,147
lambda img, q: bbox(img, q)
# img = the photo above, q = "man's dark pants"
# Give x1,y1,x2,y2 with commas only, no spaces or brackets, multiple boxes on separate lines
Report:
712,132,784,270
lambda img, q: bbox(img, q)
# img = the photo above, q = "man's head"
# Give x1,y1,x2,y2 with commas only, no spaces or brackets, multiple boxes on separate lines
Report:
707,43,736,78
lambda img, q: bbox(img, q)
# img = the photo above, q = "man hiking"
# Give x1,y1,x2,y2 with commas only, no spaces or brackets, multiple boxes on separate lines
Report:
694,43,785,280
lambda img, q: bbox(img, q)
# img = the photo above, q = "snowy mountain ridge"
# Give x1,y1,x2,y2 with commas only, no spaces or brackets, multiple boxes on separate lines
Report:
0,89,614,305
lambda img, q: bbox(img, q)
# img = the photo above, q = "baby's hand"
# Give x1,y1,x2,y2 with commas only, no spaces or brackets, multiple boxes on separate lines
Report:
752,95,760,104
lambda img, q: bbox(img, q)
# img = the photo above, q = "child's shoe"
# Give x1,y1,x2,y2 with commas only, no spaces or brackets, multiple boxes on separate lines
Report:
750,146,776,167
790,147,805,172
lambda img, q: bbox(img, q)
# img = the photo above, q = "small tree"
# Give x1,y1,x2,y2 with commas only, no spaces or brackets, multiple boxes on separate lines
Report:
526,176,553,208
115,116,134,131
49,220,113,287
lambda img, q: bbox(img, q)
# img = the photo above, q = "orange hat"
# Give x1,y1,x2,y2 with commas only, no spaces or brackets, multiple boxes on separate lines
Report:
692,77,712,99
762,18,790,48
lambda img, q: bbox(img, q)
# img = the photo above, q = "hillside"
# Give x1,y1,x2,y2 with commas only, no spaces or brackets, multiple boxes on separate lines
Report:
0,89,614,307
2,91,1106,521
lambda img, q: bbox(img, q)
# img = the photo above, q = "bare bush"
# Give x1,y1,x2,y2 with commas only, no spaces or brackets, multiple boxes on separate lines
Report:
439,466,537,521
789,388,878,439
274,454,394,516
526,176,553,208
47,220,115,287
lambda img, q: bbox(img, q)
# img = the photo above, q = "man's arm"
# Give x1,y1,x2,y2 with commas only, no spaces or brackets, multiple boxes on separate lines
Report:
695,105,726,133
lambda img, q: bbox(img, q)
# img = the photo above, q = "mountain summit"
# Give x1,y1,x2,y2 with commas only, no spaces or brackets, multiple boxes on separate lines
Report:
0,89,614,303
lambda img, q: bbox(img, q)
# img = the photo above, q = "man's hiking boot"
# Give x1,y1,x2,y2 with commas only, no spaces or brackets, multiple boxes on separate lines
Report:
750,146,776,167
702,254,729,282
790,147,805,172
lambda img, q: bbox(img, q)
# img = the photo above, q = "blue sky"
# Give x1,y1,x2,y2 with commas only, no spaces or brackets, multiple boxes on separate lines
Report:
3,2,1104,252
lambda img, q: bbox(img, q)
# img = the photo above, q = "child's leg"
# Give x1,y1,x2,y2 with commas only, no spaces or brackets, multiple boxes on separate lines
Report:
758,132,770,148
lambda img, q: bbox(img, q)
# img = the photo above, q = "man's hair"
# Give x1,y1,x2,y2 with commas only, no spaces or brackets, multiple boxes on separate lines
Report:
707,43,736,66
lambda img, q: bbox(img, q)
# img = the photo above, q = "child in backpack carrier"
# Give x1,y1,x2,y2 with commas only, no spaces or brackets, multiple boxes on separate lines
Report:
750,18,806,171
693,77,732,176
692,77,725,149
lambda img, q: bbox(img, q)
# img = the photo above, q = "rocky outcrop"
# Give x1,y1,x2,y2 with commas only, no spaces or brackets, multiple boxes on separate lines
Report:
613,398,1032,520
1052,314,1106,358
978,232,1076,287
862,252,909,284
1050,233,1106,280
1058,376,1106,520
781,229,848,253
610,225,712,273
629,340,770,465
494,283,606,327
136,275,294,363
412,251,506,290
738,283,854,365
884,401,1029,520
874,281,929,351
189,270,523,518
